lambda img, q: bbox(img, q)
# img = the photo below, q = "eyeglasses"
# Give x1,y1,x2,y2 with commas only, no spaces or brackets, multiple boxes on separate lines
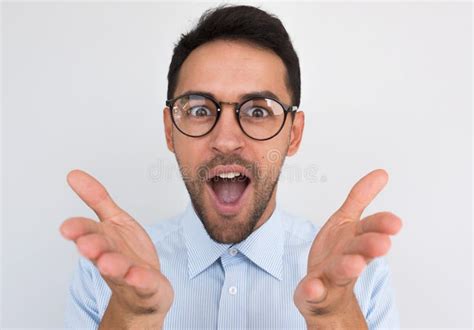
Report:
165,92,298,141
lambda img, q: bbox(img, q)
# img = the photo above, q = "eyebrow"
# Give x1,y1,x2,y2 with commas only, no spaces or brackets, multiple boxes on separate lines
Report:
179,90,283,103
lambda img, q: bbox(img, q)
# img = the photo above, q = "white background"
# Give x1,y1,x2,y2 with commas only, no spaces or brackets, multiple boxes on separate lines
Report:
1,1,472,328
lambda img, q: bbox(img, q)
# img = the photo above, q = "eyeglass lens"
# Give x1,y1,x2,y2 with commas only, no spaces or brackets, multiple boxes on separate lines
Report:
170,95,286,140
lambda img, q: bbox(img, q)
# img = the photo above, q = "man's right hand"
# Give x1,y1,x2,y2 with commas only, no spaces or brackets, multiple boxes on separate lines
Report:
60,169,174,328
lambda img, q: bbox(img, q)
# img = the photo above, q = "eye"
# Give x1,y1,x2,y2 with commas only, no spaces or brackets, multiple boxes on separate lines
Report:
245,107,270,118
188,106,212,117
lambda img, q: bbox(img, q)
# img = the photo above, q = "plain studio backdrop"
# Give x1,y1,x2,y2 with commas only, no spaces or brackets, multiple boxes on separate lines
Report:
1,1,472,328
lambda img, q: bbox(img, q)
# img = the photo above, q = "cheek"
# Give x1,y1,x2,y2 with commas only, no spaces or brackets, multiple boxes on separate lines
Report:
174,136,210,169
255,146,286,181
259,131,289,163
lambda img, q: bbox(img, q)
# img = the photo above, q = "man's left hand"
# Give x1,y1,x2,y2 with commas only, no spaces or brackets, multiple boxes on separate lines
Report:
293,169,403,329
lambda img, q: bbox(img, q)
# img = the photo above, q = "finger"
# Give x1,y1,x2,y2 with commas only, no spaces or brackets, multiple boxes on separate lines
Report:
357,212,403,236
124,265,164,299
96,251,134,284
59,217,101,241
325,254,366,286
344,232,391,258
76,233,115,261
67,169,126,221
337,169,389,220
97,253,162,298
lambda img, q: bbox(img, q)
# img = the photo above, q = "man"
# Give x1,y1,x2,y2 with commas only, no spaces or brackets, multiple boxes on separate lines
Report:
61,5,403,329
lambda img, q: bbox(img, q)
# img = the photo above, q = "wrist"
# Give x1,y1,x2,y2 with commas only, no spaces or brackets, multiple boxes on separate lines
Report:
99,295,166,330
305,314,366,330
303,293,367,330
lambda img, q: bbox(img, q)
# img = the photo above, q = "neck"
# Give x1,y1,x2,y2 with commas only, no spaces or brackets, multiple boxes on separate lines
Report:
252,185,278,232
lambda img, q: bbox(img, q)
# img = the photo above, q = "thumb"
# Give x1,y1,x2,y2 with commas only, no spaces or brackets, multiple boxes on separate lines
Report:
304,277,328,304
67,169,126,221
294,276,328,307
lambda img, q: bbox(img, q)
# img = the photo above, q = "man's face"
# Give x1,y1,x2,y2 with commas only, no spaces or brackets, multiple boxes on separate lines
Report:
164,39,304,244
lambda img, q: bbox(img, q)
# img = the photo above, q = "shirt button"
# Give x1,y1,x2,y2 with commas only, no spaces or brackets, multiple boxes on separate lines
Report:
229,248,238,256
228,286,237,295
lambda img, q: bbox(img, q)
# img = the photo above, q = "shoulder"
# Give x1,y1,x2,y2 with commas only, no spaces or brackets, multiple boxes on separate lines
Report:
356,255,394,291
355,256,400,327
279,208,322,246
140,211,187,259
142,212,184,245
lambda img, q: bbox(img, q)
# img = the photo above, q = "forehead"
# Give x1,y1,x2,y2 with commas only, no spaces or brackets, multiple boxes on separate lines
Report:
175,39,291,104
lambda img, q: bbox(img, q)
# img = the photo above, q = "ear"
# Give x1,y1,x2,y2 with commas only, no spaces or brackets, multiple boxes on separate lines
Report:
163,107,175,153
287,111,304,156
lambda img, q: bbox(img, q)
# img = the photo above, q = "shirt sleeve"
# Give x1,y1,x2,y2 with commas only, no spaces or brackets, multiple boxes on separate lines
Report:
64,256,100,329
366,256,401,329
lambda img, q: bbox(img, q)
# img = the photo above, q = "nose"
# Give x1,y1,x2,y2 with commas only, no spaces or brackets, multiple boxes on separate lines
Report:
209,104,245,155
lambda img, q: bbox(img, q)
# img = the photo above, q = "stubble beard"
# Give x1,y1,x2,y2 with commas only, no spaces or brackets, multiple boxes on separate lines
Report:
177,154,283,244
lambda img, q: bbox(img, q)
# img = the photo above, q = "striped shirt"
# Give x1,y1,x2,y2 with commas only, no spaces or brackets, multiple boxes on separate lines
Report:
64,201,400,329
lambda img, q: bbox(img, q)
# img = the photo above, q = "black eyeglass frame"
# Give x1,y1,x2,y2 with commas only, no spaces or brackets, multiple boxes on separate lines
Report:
165,92,298,141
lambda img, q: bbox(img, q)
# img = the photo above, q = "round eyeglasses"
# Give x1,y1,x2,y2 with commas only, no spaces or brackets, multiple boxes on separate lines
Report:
165,93,298,141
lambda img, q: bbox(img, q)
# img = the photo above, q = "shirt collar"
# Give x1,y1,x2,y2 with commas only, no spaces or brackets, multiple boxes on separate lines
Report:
182,201,285,281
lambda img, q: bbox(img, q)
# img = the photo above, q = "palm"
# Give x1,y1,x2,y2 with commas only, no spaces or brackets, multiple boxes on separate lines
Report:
294,169,402,318
308,216,359,282
96,215,159,271
60,169,173,315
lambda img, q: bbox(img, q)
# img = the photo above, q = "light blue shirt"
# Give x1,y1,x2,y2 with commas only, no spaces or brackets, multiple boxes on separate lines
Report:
65,201,400,329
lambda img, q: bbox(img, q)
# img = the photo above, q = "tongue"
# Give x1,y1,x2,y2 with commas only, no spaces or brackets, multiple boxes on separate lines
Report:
213,179,247,204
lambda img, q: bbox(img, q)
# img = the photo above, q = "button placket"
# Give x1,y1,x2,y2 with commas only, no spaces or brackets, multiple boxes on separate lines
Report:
229,247,238,256
228,286,237,295
217,253,248,329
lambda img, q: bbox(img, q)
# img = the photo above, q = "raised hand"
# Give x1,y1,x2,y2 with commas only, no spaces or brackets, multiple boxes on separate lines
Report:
293,169,403,328
60,169,173,328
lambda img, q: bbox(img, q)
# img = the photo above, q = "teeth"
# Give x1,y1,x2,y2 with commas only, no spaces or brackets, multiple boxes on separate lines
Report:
217,171,241,179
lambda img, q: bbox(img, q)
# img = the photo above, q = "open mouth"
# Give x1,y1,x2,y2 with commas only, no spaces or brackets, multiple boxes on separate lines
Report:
209,172,250,203
205,165,252,215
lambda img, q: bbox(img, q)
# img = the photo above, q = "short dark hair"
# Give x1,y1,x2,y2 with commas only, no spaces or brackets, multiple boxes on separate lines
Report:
166,5,301,106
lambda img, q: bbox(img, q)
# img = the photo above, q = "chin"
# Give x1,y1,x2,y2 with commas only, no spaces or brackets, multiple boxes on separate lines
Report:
202,208,256,244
